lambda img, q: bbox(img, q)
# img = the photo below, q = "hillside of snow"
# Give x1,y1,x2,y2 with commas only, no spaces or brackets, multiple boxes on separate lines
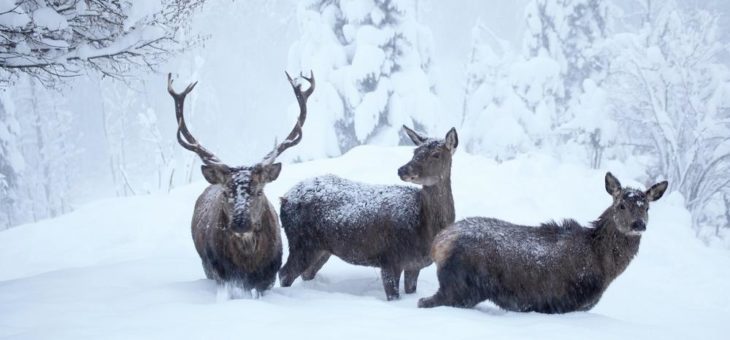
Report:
1,146,728,339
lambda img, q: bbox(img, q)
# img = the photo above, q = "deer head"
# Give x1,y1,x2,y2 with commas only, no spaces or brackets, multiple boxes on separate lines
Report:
604,172,668,236
398,126,458,186
168,72,315,234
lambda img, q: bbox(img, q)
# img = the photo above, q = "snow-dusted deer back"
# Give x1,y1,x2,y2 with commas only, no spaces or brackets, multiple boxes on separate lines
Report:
278,126,458,300
168,72,314,294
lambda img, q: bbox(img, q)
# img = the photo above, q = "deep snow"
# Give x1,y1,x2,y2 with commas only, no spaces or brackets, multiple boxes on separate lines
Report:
1,146,729,339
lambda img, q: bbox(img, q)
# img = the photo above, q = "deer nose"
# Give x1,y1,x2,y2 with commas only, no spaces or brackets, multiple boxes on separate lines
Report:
398,165,418,182
631,221,646,231
398,166,410,179
231,214,253,233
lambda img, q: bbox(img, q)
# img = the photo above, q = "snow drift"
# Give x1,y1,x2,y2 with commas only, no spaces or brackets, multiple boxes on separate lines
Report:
0,146,728,339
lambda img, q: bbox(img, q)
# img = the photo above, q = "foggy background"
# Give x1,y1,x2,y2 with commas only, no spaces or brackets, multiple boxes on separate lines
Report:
2,0,730,246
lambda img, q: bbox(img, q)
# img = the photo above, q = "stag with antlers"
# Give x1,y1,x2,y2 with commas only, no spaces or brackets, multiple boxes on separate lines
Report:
167,71,314,295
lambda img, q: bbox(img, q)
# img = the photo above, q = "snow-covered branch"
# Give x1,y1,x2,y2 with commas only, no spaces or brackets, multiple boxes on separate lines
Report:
0,0,206,86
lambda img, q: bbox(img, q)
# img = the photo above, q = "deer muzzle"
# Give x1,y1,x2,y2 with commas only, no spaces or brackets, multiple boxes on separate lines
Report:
398,164,418,182
631,220,646,232
231,213,254,234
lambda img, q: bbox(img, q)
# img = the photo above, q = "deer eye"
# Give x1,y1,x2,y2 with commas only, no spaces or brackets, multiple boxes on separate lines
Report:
619,204,626,210
431,152,440,159
256,191,263,197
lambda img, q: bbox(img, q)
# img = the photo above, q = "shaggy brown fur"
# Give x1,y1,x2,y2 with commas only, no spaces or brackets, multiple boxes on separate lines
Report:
168,72,314,294
192,185,282,292
418,173,668,313
278,127,458,300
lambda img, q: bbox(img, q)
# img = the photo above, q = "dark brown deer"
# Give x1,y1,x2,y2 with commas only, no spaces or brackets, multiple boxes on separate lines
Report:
167,71,314,295
278,127,458,301
419,172,668,313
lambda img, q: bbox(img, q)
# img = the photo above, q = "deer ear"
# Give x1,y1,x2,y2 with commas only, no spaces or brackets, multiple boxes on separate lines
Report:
605,172,621,197
445,127,458,154
201,164,230,185
646,181,668,202
263,163,282,183
403,125,428,145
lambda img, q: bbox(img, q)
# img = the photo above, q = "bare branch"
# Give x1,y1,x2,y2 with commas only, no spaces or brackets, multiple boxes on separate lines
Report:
0,1,208,87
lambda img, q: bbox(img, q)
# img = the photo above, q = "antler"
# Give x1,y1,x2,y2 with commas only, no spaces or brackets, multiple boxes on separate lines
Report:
261,71,316,165
167,73,223,166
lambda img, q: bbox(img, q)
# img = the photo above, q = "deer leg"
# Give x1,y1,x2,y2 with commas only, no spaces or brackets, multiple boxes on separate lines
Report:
380,265,402,301
418,285,477,308
404,269,420,294
206,258,227,283
418,290,446,308
421,260,484,308
202,247,225,281
279,247,317,287
302,252,330,281
419,257,459,308
202,260,215,280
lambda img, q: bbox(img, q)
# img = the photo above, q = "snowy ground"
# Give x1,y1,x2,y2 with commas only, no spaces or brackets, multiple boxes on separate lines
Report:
1,146,729,339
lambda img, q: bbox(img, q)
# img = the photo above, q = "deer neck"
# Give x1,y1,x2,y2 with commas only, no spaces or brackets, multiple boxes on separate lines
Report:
419,175,455,239
219,199,281,267
591,210,641,281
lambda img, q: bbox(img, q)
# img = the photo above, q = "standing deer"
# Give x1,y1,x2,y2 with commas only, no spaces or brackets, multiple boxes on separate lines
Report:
167,71,314,295
419,172,668,313
278,127,459,301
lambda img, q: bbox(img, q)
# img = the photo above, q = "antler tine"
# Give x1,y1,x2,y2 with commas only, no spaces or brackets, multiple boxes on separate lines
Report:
299,70,315,97
262,71,316,165
168,73,198,98
167,73,222,166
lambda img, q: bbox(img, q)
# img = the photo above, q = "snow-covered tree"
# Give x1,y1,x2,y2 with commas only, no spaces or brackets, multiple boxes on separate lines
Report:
10,76,77,222
0,89,22,228
0,0,206,86
0,0,209,227
288,0,438,158
138,105,175,194
523,0,611,112
523,0,616,166
97,75,182,196
99,77,140,196
460,21,551,161
606,3,730,238
461,1,614,165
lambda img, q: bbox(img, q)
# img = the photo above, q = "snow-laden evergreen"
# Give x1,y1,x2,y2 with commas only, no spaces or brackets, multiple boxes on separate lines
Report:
605,2,730,242
458,0,730,238
0,77,77,227
461,0,614,165
288,0,438,158
460,21,541,161
0,87,22,228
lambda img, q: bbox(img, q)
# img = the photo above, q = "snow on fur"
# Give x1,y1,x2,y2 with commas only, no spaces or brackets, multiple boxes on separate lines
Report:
282,174,420,232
